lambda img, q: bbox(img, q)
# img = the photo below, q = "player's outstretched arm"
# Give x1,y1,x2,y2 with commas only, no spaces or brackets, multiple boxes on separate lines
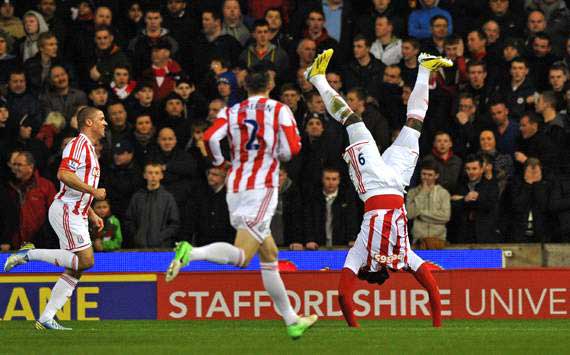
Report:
57,169,106,200
276,105,302,162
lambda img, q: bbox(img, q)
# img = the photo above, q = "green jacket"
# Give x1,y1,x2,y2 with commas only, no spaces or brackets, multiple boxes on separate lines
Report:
91,215,123,251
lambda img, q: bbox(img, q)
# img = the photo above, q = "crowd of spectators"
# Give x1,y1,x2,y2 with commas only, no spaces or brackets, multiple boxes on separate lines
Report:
0,0,569,252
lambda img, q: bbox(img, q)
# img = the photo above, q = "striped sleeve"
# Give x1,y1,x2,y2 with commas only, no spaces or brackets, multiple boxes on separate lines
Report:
59,137,83,173
204,111,229,167
276,104,301,162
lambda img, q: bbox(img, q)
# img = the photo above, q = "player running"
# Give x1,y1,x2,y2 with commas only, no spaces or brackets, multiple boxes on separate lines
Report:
305,49,452,327
4,106,107,330
165,66,317,340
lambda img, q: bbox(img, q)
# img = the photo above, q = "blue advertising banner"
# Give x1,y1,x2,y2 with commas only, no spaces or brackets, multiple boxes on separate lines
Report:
0,274,156,320
0,249,503,274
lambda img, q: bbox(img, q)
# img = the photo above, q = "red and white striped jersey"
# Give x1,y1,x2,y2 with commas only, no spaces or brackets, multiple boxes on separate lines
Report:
204,96,301,193
55,133,101,217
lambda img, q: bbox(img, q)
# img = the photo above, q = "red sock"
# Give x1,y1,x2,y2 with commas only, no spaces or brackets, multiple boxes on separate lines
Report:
338,268,360,327
412,263,442,327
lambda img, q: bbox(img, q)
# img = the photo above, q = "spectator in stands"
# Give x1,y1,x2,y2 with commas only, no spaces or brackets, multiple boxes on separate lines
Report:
222,0,250,46
343,35,384,93
303,167,359,249
265,7,294,53
515,112,557,175
149,127,197,213
526,10,547,37
163,0,198,68
88,84,110,112
128,8,179,77
421,15,449,56
294,39,317,74
130,81,158,119
370,15,402,66
486,0,524,39
499,57,537,121
24,32,66,94
466,30,488,64
132,113,157,167
482,20,502,59
40,65,87,121
187,166,235,246
141,40,182,103
109,65,136,103
356,0,404,39
88,25,129,87
239,19,289,80
525,0,570,57
37,0,66,49
175,76,208,120
423,131,463,193
478,129,513,196
451,153,500,243
90,199,123,251
461,61,499,115
548,63,569,110
406,159,451,249
184,120,210,175
374,64,406,129
120,1,144,43
510,158,553,242
527,32,560,91
18,10,49,62
399,38,420,87
101,140,144,223
326,70,343,93
6,151,56,249
160,93,192,144
194,9,242,82
9,116,50,171
5,69,42,131
271,165,304,249
124,162,180,248
535,91,568,165
0,98,11,145
36,111,66,151
409,0,452,40
439,36,468,95
0,31,17,86
207,98,225,122
0,1,24,40
346,87,390,152
450,93,493,157
104,101,128,143
302,9,338,57
489,100,518,156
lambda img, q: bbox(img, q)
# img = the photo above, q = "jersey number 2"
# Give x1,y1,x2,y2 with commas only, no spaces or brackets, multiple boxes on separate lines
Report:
244,119,260,150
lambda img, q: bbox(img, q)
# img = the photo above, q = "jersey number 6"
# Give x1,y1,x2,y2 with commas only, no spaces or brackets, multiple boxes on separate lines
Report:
244,119,260,150
358,153,365,165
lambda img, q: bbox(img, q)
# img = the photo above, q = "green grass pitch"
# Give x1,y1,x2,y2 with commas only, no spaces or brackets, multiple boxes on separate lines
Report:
1,320,569,355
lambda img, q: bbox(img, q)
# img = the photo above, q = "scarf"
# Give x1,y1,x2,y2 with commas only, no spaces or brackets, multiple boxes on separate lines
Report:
134,128,155,146
111,80,137,99
153,64,169,87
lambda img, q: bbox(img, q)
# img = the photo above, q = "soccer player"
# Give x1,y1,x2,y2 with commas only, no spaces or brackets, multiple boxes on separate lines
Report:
4,107,107,330
304,49,452,328
165,66,317,339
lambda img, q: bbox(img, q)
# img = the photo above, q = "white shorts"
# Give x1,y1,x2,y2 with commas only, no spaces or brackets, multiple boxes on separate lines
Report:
344,123,420,201
226,187,277,243
343,207,425,273
48,199,92,252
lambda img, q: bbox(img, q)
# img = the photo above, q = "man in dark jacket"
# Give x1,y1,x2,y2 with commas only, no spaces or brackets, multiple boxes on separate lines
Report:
451,154,500,243
148,127,197,213
101,140,144,223
124,162,179,248
343,35,385,93
5,69,42,132
88,25,130,87
550,167,570,242
303,167,359,249
423,131,463,193
39,65,87,122
187,166,234,246
498,57,537,121
509,158,553,242
514,112,558,176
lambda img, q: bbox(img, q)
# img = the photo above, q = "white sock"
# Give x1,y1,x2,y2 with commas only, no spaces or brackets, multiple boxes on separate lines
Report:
310,75,353,124
190,242,245,266
27,249,78,271
260,261,299,326
406,66,431,121
38,274,78,323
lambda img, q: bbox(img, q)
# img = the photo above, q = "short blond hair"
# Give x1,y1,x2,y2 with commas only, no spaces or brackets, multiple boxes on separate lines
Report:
44,111,66,131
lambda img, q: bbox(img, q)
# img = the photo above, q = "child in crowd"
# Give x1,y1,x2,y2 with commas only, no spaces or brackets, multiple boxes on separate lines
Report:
90,199,123,251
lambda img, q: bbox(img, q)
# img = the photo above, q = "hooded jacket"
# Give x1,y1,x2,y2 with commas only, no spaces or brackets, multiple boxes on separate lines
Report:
19,11,49,62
